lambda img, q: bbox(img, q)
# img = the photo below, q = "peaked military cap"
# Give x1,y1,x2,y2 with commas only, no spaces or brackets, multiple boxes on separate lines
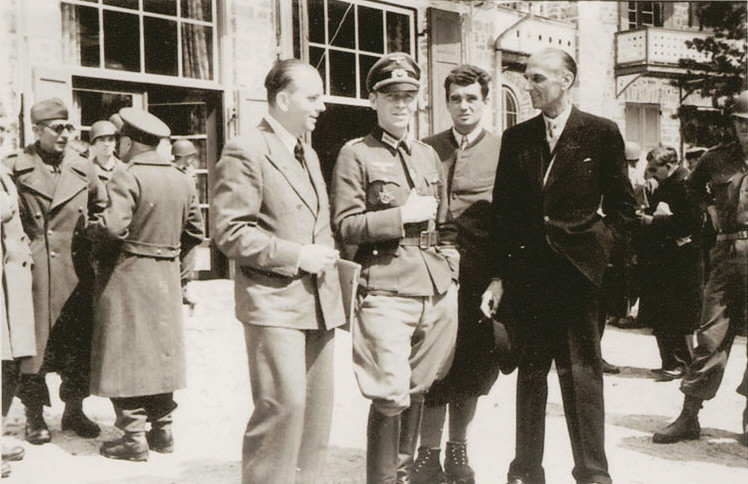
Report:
366,52,421,94
30,97,68,124
119,107,171,146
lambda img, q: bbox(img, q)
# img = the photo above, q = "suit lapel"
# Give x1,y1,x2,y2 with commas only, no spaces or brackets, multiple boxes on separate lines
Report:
522,115,547,191
261,122,318,215
544,107,583,191
50,152,88,211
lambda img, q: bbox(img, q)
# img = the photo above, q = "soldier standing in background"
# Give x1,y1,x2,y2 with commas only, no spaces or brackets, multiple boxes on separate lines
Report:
2,98,106,445
172,139,200,311
332,53,459,484
89,120,124,184
413,64,501,484
90,108,204,461
653,90,748,446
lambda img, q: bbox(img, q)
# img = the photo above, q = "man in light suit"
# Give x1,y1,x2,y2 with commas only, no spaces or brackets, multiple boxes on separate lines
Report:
212,59,345,484
481,48,636,484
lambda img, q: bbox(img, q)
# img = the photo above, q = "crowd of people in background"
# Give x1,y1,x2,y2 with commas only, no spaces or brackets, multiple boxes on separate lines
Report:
1,46,746,484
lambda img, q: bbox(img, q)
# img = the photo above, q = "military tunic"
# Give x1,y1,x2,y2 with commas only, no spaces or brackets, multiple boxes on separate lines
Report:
681,142,748,401
332,127,458,415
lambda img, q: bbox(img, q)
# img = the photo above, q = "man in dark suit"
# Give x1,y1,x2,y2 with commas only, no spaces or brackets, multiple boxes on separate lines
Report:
481,48,636,484
212,59,345,484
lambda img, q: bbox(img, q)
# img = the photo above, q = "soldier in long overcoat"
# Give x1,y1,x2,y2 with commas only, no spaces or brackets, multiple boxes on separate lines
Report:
90,108,204,461
3,98,106,444
1,163,36,481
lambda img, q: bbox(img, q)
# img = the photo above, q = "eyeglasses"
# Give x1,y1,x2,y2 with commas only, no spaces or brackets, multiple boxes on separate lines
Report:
39,123,76,135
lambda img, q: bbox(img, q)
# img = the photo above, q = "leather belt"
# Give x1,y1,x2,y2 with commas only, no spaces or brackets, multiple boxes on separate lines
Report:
716,230,748,242
400,231,440,249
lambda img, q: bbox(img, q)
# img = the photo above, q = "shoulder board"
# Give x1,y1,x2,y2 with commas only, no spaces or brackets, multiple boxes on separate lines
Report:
343,137,365,147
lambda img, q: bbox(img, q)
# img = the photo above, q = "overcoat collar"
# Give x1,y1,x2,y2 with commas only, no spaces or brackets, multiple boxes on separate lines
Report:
50,151,90,210
543,106,584,190
129,150,172,166
14,144,90,209
259,119,319,215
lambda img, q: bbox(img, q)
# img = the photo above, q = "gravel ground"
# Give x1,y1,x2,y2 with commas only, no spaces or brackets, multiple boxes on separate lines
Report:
3,279,747,484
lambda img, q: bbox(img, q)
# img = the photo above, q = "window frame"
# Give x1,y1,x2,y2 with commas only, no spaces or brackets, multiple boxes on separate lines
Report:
627,1,664,29
61,0,219,84
305,0,417,107
502,85,519,131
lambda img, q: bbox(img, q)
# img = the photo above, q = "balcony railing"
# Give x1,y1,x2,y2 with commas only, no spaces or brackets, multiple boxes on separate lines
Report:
615,27,711,76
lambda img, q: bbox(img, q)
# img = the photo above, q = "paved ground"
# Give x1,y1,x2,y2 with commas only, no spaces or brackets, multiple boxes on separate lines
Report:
3,279,747,484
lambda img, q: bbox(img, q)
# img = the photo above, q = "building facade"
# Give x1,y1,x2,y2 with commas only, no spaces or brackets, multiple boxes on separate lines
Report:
0,1,737,278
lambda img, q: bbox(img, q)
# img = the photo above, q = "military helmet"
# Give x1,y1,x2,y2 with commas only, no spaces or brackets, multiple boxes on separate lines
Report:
624,141,641,162
172,139,197,157
89,120,118,143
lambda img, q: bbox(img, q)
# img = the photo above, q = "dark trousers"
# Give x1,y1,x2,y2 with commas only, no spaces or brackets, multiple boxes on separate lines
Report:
111,393,176,433
2,360,20,416
507,254,610,484
681,240,747,401
17,288,93,407
653,331,693,371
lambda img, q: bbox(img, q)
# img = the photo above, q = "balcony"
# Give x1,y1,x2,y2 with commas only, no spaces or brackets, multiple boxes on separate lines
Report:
615,27,711,77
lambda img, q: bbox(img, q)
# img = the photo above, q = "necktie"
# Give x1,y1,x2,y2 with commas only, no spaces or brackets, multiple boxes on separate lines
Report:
294,139,305,166
459,135,469,150
546,120,558,152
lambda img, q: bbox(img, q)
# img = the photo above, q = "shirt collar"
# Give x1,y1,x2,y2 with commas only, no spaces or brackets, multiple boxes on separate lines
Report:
543,103,573,135
374,125,413,155
96,156,118,172
265,114,299,155
451,124,483,148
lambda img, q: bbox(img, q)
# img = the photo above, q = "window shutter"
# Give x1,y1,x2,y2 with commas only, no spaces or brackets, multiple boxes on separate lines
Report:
235,88,267,137
428,8,461,134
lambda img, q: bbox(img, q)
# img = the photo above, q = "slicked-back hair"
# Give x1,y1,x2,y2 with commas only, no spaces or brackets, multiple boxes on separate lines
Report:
444,65,492,103
534,48,578,85
264,58,313,106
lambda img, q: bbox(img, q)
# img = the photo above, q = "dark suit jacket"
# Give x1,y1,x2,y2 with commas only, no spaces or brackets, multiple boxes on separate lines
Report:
491,107,636,288
212,119,345,330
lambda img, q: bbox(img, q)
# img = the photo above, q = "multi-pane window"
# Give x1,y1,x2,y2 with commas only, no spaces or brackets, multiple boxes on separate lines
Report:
307,0,416,104
61,0,216,80
627,1,663,29
503,86,518,130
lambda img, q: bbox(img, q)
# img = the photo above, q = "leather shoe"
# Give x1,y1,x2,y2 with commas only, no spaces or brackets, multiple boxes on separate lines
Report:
602,359,620,374
61,403,101,438
25,407,51,445
652,367,686,382
1,445,24,462
146,427,174,453
100,436,149,462
653,413,700,443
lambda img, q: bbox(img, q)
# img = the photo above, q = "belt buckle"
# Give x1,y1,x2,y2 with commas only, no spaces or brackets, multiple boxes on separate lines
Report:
419,231,436,249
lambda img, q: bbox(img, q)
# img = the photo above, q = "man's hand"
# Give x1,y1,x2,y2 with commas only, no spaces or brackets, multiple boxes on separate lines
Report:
480,279,504,318
400,188,437,224
298,244,339,274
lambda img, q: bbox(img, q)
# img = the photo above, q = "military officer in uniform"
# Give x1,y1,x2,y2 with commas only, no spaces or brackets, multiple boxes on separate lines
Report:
3,98,106,444
90,108,204,461
653,90,748,446
89,120,124,184
413,64,501,484
331,53,459,484
171,139,200,310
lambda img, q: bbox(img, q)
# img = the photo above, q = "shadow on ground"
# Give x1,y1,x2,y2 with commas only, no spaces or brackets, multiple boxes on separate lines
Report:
609,413,748,468
89,460,240,484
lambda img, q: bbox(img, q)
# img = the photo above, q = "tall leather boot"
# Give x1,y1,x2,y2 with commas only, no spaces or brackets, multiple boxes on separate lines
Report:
653,395,702,443
397,399,424,484
367,406,400,484
62,399,100,438
101,402,149,461
24,405,51,445
147,412,175,453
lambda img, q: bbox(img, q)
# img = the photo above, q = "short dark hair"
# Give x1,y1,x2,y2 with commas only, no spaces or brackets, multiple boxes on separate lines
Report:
647,146,678,166
444,65,492,102
264,58,313,106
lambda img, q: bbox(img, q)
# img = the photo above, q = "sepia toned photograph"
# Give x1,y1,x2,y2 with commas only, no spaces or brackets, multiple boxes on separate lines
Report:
0,1,746,483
